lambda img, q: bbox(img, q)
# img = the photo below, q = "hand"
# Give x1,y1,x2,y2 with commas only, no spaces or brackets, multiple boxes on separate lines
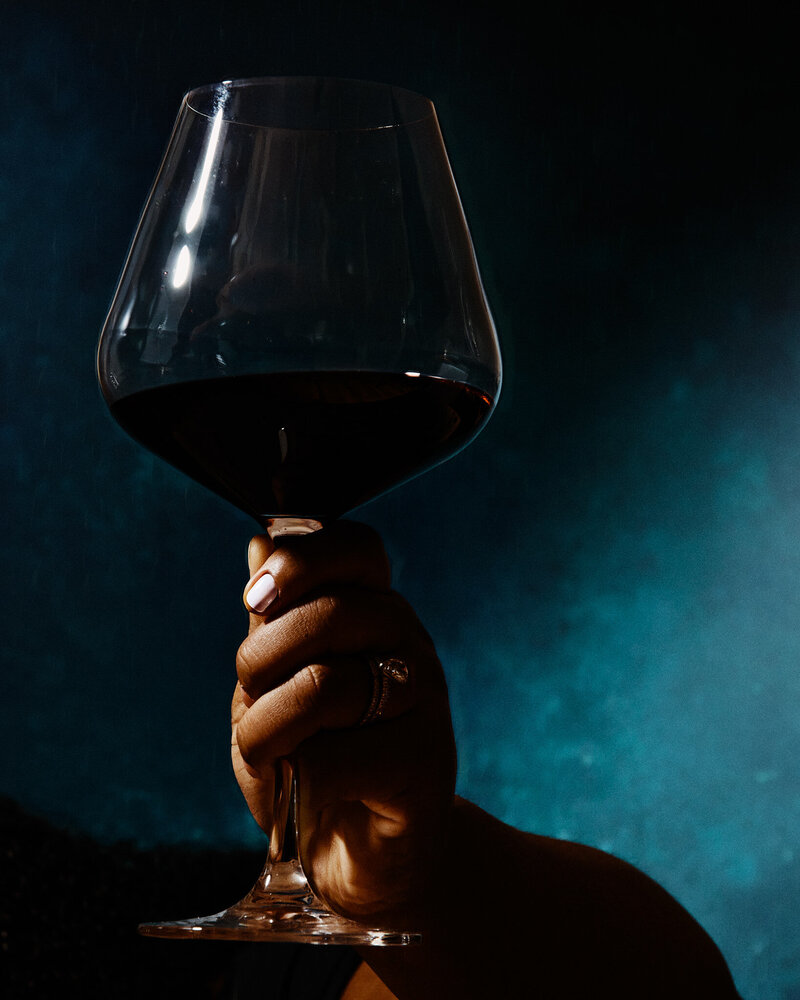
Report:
231,521,456,924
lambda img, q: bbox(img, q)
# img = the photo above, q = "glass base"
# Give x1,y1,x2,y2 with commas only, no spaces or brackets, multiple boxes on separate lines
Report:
138,859,421,946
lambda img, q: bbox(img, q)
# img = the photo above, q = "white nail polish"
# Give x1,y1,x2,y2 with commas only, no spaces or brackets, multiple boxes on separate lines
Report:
246,573,277,613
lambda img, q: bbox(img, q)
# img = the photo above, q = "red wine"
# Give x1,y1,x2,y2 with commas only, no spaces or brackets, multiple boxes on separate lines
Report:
110,371,493,522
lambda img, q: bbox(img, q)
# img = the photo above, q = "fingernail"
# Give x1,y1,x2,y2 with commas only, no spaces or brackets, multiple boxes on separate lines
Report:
245,572,277,613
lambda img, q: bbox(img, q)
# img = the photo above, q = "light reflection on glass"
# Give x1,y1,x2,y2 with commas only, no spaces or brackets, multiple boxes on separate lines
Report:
171,244,192,289
184,108,224,235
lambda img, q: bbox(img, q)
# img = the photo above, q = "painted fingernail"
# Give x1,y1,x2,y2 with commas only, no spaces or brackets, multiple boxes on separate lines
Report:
245,572,277,613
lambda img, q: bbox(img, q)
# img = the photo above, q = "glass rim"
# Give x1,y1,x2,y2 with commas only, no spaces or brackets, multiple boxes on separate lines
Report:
182,76,437,133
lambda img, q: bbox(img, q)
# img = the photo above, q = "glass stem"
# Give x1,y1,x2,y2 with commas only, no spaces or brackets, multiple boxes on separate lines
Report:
260,517,325,885
241,755,313,909
268,757,297,864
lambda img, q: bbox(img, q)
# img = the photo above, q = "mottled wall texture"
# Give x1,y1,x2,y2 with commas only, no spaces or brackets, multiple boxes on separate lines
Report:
3,3,800,997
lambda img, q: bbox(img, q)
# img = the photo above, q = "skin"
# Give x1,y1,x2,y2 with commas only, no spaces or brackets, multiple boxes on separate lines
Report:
232,522,740,999
233,521,456,926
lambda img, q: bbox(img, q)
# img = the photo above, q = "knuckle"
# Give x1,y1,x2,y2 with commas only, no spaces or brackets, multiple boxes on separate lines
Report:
290,662,331,716
234,713,262,767
235,641,259,692
265,544,296,581
307,592,343,631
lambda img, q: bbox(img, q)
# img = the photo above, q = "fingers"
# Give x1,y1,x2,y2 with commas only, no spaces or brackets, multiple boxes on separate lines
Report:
234,648,438,778
247,533,273,577
233,589,444,776
235,655,396,772
233,518,444,784
236,587,426,700
242,521,391,619
235,659,368,770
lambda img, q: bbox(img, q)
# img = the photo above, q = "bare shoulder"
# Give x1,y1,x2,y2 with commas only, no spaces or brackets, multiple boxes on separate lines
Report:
341,961,400,1000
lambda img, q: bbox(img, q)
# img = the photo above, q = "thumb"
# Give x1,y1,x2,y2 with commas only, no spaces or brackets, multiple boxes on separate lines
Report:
243,534,275,633
247,534,272,575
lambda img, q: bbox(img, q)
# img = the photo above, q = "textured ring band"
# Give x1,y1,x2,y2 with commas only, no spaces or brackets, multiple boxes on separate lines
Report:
359,656,409,726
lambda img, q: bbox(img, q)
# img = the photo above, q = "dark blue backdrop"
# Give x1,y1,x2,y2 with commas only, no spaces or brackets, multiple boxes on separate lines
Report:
3,4,800,997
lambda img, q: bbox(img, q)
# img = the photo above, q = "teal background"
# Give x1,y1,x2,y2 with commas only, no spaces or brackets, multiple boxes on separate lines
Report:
3,4,800,996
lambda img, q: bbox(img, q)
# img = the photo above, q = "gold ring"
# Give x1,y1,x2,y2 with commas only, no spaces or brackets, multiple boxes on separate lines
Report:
359,657,409,726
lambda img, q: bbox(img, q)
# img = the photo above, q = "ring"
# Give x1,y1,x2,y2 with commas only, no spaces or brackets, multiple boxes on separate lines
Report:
359,656,409,726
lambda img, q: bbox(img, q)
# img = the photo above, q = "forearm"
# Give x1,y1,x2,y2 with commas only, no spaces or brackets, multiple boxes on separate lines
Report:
360,797,739,999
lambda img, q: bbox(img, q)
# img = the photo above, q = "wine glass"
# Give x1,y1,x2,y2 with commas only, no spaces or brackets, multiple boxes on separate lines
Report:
97,77,501,945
